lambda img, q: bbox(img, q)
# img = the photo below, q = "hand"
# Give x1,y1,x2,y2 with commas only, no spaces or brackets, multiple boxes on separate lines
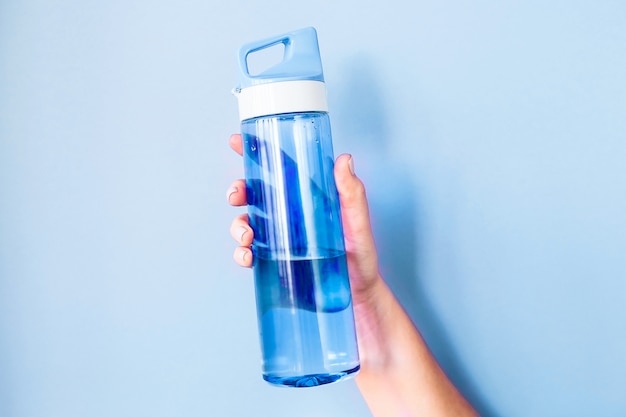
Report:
226,132,388,371
226,133,382,300
226,132,477,416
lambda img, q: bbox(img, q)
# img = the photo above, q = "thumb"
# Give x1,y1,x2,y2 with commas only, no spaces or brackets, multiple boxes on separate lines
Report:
334,154,380,291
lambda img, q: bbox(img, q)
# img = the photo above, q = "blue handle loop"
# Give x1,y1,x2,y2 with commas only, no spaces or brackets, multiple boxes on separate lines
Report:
237,27,324,89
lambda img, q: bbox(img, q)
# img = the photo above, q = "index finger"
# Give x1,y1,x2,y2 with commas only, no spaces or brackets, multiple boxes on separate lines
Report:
229,134,243,156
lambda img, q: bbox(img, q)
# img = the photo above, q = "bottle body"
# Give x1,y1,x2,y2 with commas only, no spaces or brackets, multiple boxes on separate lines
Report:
242,111,360,387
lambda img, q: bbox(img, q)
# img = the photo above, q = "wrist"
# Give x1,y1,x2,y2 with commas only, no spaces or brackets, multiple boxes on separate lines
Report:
352,275,396,371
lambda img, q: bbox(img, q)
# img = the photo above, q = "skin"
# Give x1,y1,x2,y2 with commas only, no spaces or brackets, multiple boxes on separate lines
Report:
227,133,478,417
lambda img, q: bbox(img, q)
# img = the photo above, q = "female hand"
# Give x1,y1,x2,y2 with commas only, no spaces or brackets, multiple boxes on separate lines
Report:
226,132,477,417
225,133,382,302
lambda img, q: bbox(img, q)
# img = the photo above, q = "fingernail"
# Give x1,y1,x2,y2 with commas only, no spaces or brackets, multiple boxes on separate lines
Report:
227,186,238,203
236,226,248,243
348,156,355,176
240,248,250,264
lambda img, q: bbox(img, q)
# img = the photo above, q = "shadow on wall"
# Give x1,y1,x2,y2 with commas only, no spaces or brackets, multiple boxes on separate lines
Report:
334,54,495,417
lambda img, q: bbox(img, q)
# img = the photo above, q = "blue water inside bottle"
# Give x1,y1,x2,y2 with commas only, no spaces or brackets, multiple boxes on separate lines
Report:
242,112,360,387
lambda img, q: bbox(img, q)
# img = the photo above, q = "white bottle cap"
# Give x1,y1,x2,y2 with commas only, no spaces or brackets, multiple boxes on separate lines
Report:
234,80,328,121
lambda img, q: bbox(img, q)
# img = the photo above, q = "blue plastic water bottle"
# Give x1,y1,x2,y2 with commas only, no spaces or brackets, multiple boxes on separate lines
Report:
233,27,360,387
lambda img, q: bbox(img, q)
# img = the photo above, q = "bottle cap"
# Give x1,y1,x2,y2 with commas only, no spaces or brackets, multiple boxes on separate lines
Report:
234,27,328,121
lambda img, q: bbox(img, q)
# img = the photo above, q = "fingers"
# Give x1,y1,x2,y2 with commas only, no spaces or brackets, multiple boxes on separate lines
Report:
229,134,252,268
226,179,247,206
334,154,380,290
233,247,253,267
230,213,254,267
229,133,243,156
230,214,253,246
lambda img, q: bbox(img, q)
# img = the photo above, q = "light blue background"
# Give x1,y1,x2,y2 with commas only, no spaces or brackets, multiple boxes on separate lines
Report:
1,1,625,416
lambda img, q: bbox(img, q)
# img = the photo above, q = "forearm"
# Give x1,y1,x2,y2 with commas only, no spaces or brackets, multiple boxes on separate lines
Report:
353,276,477,417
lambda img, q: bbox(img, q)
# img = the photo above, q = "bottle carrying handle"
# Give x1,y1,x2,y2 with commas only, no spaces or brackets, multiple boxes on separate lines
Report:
237,27,324,87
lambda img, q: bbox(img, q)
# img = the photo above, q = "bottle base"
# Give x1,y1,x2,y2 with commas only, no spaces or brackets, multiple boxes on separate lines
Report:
263,365,360,388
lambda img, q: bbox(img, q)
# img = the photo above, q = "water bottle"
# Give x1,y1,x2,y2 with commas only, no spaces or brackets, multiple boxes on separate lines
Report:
233,27,360,387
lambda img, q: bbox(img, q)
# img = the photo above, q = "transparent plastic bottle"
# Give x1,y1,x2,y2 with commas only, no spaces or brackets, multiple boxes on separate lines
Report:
234,27,360,387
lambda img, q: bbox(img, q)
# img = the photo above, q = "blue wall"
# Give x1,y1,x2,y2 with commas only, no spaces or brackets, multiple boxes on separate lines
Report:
1,1,625,416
